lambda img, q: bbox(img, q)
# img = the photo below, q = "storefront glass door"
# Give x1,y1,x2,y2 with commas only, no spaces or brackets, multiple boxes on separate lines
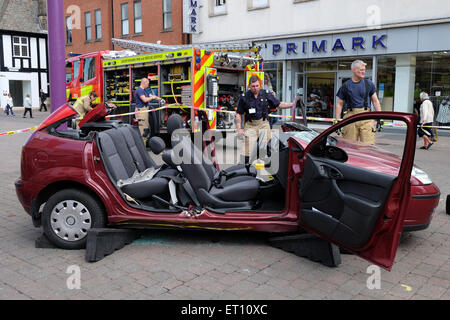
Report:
306,72,336,119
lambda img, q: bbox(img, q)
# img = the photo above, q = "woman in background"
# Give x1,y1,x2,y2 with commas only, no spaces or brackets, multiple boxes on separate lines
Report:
23,94,33,118
418,92,435,150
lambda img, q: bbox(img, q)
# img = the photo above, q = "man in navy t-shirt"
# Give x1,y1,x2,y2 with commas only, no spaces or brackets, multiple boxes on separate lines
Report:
335,60,382,144
135,78,163,143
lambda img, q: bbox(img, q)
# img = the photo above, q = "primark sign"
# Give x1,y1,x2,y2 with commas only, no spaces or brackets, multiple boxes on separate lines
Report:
261,33,390,60
183,0,200,34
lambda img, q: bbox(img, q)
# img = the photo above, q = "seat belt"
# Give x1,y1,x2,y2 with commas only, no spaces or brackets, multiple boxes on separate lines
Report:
160,174,201,208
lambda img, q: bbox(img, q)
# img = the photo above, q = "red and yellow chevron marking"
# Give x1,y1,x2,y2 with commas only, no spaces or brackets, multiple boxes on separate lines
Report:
193,49,214,132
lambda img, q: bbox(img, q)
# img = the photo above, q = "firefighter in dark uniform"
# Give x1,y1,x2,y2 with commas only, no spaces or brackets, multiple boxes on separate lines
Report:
236,75,292,163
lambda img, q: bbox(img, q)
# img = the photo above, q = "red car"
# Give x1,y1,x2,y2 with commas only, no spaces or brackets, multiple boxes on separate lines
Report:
15,103,439,270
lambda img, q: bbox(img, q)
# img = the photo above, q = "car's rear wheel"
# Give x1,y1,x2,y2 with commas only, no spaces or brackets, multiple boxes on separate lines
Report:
42,189,106,249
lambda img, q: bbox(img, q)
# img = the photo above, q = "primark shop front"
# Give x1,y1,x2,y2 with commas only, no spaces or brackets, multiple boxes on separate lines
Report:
258,22,450,124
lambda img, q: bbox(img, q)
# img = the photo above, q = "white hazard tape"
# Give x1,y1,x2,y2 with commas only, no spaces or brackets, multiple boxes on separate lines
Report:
2,107,450,137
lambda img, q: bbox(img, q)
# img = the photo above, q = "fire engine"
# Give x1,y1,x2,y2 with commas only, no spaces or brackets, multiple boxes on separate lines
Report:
65,39,264,135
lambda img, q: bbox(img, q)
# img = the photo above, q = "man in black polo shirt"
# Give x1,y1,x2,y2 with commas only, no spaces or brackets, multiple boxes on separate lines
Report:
135,77,164,143
236,75,292,162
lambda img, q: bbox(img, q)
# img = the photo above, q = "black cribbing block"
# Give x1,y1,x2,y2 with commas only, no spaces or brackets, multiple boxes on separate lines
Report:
85,228,141,263
35,233,58,249
269,233,342,268
446,194,449,215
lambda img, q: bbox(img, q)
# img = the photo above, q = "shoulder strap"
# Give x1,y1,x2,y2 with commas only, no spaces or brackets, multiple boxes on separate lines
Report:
364,78,370,109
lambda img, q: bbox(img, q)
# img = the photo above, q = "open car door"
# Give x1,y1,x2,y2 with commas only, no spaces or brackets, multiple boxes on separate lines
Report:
294,112,417,270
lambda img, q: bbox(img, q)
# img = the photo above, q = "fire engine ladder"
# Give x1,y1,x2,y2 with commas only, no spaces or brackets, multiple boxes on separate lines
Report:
111,38,260,53
111,38,262,69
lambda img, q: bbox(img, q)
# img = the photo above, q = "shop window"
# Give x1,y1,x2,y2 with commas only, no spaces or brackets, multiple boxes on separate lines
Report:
248,0,269,11
210,0,227,16
263,62,283,100
415,52,450,123
307,60,337,72
376,56,396,112
338,59,373,72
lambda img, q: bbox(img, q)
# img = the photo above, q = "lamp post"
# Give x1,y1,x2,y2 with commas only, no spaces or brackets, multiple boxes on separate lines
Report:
47,0,66,112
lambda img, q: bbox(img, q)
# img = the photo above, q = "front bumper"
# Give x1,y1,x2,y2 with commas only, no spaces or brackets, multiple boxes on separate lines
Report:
403,184,440,231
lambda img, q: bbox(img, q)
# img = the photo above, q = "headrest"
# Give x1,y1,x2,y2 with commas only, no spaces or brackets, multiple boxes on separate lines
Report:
167,114,184,136
148,136,166,155
162,150,176,167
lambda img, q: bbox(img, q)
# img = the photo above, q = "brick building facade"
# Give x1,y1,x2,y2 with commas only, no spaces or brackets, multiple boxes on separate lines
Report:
64,0,187,56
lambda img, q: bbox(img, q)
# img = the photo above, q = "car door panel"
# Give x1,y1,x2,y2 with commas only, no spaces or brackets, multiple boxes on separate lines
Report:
300,154,395,248
293,112,417,270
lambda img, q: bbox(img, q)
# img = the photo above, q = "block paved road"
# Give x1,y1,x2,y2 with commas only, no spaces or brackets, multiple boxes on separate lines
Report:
0,111,449,300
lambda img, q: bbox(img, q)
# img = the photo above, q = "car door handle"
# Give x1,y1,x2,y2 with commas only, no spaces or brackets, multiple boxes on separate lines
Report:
328,168,343,180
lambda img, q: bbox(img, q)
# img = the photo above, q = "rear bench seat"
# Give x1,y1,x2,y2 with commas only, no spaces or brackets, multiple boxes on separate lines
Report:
97,125,176,201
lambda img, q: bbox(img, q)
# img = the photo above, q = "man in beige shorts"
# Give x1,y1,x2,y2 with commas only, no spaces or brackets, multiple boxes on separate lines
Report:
236,75,292,163
335,60,382,144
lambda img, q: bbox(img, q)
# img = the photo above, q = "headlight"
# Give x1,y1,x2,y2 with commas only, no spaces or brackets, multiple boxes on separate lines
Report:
411,166,433,185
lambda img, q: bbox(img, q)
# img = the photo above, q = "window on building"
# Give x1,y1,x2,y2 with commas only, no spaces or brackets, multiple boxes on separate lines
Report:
13,36,29,57
248,0,269,10
95,9,102,40
85,12,92,41
163,0,172,30
66,16,72,45
210,0,227,16
121,3,129,36
134,1,142,33
83,57,96,82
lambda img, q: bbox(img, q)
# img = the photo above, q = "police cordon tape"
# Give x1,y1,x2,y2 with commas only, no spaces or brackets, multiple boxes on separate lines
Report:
2,104,450,137
0,126,38,137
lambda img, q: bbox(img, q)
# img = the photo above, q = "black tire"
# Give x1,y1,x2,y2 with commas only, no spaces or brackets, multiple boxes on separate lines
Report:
446,194,450,215
42,188,106,249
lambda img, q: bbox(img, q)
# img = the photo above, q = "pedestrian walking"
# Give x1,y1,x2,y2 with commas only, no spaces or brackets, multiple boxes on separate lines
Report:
335,60,382,144
39,89,48,112
4,93,15,116
23,94,33,118
417,92,435,150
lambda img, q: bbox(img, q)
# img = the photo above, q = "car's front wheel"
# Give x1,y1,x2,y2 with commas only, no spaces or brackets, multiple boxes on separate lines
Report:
42,189,106,249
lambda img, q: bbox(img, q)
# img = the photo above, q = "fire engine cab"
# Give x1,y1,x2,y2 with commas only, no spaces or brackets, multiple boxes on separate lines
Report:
65,39,264,136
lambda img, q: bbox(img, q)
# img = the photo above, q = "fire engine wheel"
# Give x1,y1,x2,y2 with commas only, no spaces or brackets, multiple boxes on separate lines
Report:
42,189,106,249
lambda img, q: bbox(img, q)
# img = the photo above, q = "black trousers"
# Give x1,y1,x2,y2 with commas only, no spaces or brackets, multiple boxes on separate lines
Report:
23,108,33,118
40,101,47,111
